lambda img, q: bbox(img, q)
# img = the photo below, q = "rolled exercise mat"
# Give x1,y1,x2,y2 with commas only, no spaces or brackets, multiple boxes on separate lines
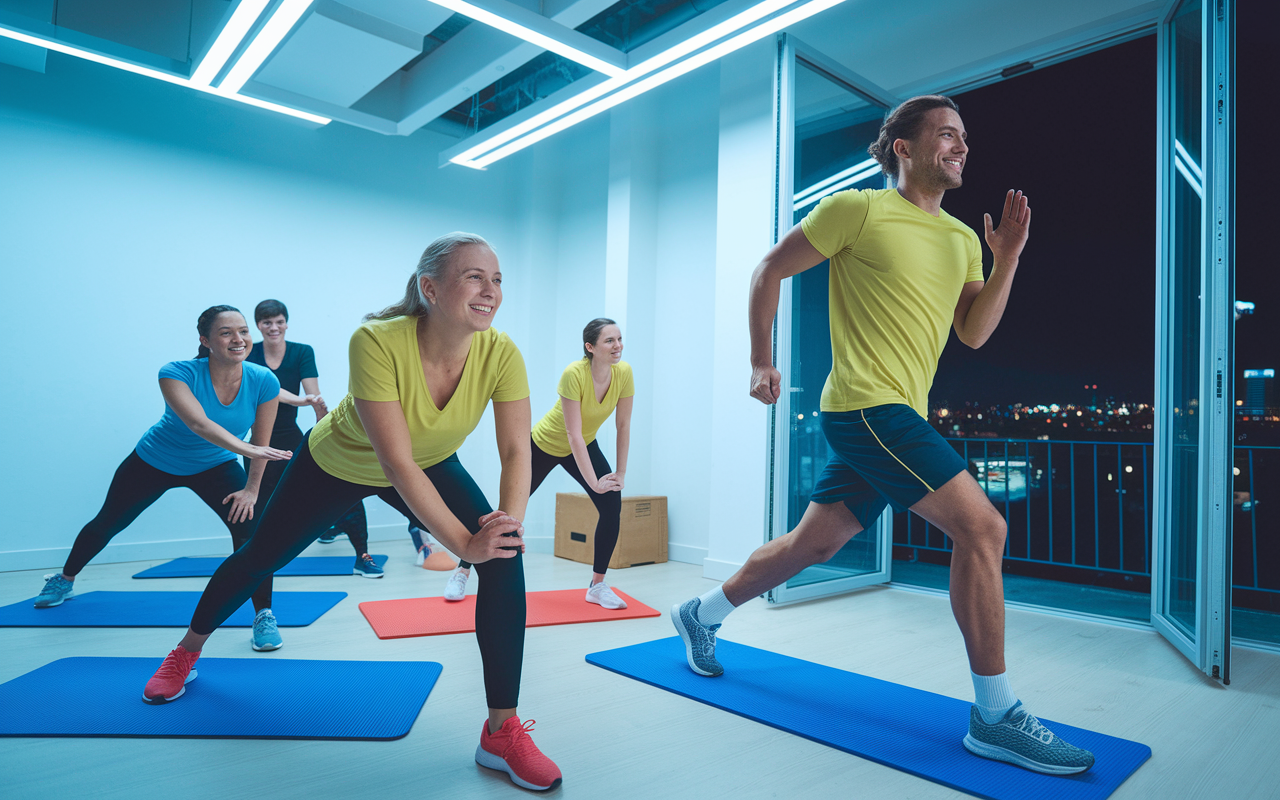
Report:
0,657,440,739
586,637,1150,800
360,588,659,639
0,591,345,627
133,555,389,578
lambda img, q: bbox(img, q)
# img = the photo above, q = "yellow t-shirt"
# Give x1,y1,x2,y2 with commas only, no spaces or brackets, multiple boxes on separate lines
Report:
801,188,984,418
531,359,635,458
309,316,530,486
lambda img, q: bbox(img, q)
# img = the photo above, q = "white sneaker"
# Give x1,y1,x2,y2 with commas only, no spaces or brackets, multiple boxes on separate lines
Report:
586,581,627,610
444,567,470,601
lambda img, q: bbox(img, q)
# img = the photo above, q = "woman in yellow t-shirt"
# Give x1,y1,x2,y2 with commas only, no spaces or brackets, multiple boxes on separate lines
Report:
445,318,633,610
143,233,563,792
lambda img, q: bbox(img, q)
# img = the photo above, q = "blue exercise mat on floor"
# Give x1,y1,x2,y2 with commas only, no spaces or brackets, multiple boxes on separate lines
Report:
0,657,440,739
0,591,345,627
587,637,1150,800
133,555,389,578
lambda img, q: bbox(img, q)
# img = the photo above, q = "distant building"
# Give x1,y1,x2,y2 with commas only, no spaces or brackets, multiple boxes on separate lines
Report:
1242,369,1274,415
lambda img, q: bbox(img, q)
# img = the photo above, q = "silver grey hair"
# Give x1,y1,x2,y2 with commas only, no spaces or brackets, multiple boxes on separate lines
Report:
366,232,495,321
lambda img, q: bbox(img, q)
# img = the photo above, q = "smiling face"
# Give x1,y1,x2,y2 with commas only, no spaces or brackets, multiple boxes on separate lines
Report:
201,312,251,364
257,314,288,345
586,324,623,364
897,106,968,191
420,244,502,332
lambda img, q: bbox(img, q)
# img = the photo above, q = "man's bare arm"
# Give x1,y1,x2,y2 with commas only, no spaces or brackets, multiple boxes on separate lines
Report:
748,224,828,404
954,190,1030,348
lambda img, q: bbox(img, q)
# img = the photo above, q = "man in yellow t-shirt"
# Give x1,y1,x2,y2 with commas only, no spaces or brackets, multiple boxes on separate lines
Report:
672,96,1096,775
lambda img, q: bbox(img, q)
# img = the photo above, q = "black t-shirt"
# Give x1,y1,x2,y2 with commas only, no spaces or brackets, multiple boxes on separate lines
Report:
247,341,318,438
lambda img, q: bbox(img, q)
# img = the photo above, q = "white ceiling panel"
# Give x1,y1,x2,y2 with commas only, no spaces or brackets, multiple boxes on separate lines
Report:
255,0,422,108
788,0,1159,96
339,0,455,36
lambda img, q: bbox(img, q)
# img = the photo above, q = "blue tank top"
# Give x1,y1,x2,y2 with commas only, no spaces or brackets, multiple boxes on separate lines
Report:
134,359,280,475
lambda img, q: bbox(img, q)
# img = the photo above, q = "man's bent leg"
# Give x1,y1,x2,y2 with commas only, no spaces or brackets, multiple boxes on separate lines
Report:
909,469,1007,675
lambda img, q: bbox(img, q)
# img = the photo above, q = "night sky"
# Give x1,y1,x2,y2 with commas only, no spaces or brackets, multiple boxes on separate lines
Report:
929,12,1276,410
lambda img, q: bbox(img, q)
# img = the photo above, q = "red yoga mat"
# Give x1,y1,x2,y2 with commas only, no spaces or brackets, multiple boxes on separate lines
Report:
359,588,659,639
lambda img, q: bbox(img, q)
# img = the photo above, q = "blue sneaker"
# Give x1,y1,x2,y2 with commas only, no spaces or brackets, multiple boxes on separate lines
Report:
317,528,340,544
963,701,1095,775
34,573,74,608
353,554,384,578
670,598,723,677
251,609,283,651
408,524,425,552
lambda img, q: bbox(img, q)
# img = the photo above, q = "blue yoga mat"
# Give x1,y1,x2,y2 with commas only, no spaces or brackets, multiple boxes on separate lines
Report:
133,555,389,579
587,637,1150,800
0,657,440,739
0,591,345,627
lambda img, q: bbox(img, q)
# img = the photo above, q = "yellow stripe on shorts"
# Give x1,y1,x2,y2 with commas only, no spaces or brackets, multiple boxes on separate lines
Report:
860,409,936,493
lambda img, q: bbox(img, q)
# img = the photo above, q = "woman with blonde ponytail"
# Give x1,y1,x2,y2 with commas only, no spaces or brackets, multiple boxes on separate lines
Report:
144,234,563,792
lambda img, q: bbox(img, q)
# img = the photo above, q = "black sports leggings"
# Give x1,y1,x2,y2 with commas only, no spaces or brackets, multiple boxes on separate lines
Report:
247,425,369,556
459,438,621,575
64,450,272,610
194,434,525,709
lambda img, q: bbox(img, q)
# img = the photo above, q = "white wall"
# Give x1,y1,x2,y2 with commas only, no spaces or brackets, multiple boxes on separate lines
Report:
0,40,779,580
0,55,530,570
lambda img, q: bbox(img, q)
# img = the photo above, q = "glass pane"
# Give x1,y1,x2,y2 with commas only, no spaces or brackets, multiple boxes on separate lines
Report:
1164,0,1203,637
1231,0,1280,645
784,60,885,590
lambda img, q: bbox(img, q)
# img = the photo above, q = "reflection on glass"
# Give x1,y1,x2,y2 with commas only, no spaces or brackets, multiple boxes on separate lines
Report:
784,60,885,590
1165,0,1203,637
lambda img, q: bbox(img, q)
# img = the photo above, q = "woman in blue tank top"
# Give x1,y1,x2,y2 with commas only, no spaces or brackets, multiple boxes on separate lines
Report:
33,306,292,649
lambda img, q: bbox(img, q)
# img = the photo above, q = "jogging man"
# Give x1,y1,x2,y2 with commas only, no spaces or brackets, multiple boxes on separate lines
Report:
671,95,1095,775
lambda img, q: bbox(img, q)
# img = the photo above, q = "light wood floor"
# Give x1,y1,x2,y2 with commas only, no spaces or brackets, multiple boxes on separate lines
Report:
2,542,1278,800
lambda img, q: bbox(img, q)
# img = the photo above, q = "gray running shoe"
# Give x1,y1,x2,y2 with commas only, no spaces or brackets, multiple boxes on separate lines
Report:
670,598,723,677
34,574,74,608
963,701,1095,775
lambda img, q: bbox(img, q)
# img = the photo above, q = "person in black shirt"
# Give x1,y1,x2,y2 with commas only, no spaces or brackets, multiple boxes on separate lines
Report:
247,299,384,578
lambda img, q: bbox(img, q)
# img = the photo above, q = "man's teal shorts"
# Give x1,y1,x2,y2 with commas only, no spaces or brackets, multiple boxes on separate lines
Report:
811,404,968,528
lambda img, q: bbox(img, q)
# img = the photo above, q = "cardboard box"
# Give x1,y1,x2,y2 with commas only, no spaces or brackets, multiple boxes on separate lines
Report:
554,493,668,569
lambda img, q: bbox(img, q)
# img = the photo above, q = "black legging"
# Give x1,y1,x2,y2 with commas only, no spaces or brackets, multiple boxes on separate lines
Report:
193,434,525,709
459,437,621,575
64,450,272,610
246,425,369,556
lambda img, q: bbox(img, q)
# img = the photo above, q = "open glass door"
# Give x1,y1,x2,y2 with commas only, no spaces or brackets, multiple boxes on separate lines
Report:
1152,0,1234,682
766,35,897,605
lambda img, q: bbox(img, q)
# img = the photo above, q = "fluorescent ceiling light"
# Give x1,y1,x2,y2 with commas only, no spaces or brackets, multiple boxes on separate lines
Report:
426,0,625,77
793,163,881,210
1173,139,1203,182
449,0,811,166
793,157,879,205
220,0,314,94
190,0,272,86
1173,154,1203,199
0,24,329,124
457,0,848,168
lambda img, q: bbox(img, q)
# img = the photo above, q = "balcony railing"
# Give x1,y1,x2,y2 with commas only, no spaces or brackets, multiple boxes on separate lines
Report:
889,438,1279,602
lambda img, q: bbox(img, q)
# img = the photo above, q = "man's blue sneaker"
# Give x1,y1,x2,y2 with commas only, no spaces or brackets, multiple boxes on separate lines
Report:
251,609,283,651
354,554,384,578
34,573,74,608
963,701,1095,775
671,597,723,677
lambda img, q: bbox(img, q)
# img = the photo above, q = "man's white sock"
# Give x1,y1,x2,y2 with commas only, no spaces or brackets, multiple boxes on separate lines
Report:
971,671,1018,723
695,586,736,627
